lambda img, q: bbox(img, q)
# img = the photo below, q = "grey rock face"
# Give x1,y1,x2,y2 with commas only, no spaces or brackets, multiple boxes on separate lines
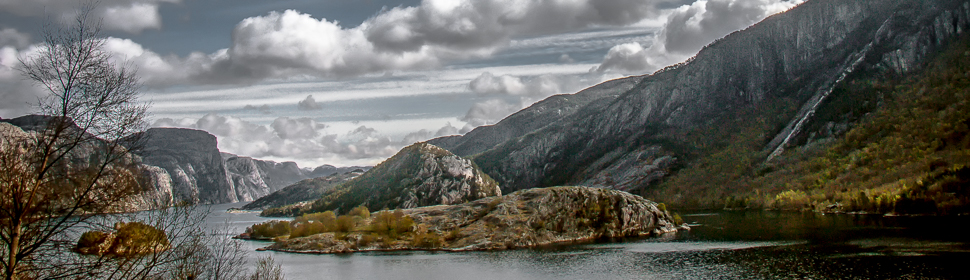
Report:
291,143,501,215
429,76,643,156
131,128,233,204
456,0,970,193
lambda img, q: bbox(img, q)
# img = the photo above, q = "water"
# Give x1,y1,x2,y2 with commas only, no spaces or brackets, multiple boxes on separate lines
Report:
206,202,970,280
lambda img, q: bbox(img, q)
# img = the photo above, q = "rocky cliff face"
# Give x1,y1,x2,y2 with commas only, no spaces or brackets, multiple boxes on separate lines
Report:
275,142,501,216
130,128,233,204
132,128,366,205
441,0,970,194
259,186,683,253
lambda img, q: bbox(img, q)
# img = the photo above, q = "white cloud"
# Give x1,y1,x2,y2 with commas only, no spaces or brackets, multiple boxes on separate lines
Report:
594,0,804,74
27,0,683,86
0,28,31,49
151,113,464,166
362,0,664,54
0,0,177,34
461,99,524,128
469,72,527,95
101,3,162,34
468,70,620,100
0,45,45,118
593,42,653,73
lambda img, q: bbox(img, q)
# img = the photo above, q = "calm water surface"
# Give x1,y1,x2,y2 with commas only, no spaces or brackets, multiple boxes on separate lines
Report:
206,202,970,280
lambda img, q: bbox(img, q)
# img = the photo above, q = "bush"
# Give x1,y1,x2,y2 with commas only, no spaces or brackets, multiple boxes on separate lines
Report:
335,215,355,232
370,209,415,239
249,220,291,239
348,205,370,220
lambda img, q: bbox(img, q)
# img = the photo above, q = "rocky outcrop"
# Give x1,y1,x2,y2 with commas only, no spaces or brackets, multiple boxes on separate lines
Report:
436,0,970,194
274,143,501,216
259,186,685,254
240,170,365,211
129,128,233,204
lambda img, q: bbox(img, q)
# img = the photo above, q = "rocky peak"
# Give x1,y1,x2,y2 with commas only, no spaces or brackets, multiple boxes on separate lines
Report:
275,142,501,216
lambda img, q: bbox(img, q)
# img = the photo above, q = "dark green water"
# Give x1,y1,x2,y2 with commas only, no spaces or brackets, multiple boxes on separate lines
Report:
209,203,970,280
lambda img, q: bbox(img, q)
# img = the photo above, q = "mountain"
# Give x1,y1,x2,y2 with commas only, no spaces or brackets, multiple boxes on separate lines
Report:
129,127,369,205
265,142,501,216
130,128,235,204
239,169,366,211
429,0,970,210
429,76,644,156
0,119,362,207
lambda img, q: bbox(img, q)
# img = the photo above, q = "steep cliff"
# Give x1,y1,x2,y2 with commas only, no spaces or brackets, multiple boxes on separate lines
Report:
269,143,501,216
130,128,233,204
132,128,364,205
437,0,970,200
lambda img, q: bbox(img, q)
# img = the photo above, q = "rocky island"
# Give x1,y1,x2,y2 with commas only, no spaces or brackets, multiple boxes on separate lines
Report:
238,186,686,254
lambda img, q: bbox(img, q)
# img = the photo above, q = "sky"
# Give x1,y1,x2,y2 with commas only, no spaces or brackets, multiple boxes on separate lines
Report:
0,0,804,168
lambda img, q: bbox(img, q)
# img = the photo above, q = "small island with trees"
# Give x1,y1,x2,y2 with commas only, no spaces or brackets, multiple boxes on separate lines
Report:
237,186,687,254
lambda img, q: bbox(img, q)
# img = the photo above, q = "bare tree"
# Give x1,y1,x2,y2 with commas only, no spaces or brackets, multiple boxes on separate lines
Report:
1,5,287,280
0,5,149,279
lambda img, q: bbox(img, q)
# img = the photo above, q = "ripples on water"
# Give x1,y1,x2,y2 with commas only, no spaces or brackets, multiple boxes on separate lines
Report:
206,203,970,280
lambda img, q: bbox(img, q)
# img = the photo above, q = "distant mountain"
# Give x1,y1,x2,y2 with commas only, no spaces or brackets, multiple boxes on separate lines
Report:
240,169,366,211
128,127,369,205
428,0,970,210
0,118,365,208
264,142,501,216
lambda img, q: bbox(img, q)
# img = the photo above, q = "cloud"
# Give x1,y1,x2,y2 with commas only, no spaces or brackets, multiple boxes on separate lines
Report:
559,54,575,64
0,44,46,118
593,42,653,73
594,0,803,74
0,28,31,49
101,3,162,34
243,104,272,114
297,95,322,110
469,70,620,99
362,0,664,54
19,0,686,86
270,117,325,140
469,72,526,95
461,99,524,128
151,113,463,166
0,0,177,34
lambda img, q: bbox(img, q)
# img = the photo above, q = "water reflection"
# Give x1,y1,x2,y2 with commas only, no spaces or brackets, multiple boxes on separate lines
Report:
205,203,970,280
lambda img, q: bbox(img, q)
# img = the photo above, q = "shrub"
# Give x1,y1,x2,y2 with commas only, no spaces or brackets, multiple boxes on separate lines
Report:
349,205,370,220
335,215,355,232
249,220,291,239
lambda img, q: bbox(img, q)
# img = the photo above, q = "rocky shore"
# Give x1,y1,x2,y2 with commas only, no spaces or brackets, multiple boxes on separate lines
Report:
241,186,687,254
